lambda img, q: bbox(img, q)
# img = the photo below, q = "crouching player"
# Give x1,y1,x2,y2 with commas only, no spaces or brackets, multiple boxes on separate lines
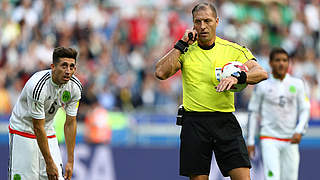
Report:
8,47,82,180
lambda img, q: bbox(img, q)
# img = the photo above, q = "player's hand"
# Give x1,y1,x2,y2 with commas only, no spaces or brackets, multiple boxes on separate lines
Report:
64,162,74,180
46,162,59,180
247,145,255,159
290,133,302,144
181,29,197,45
216,76,238,92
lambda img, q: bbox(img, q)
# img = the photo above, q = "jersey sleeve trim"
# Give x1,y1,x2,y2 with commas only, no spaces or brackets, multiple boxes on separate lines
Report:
71,77,83,92
32,72,50,101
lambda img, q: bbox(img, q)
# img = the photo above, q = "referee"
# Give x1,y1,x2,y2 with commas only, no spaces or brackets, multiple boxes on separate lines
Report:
155,2,268,180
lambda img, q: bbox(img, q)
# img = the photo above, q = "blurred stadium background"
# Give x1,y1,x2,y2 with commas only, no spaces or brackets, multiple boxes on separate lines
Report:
0,0,320,179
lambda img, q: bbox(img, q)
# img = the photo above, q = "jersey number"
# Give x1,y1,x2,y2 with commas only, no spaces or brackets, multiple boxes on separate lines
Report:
48,101,57,114
279,96,286,107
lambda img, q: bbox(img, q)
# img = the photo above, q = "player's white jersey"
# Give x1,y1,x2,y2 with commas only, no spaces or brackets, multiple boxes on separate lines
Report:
9,69,82,136
247,74,310,145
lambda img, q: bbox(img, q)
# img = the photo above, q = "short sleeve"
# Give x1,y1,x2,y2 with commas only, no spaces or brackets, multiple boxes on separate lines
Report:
27,83,46,119
237,46,256,64
65,83,82,116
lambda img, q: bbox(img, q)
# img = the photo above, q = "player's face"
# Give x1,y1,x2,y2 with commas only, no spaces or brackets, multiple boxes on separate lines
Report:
193,7,219,46
270,53,289,79
51,58,76,85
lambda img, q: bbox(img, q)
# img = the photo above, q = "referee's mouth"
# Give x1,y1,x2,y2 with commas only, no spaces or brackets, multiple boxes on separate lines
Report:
200,32,209,37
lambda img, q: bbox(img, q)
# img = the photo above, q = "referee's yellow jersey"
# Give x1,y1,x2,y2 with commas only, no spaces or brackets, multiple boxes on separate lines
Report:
179,36,255,112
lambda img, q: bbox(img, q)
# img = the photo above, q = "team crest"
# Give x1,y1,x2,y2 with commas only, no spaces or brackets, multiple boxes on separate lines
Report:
62,90,71,103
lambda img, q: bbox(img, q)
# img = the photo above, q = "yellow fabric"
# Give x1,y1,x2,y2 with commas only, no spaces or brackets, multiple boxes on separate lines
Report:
179,36,255,112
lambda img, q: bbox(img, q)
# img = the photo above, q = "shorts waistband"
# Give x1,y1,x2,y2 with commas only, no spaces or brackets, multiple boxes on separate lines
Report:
260,136,291,142
8,125,56,139
184,111,233,116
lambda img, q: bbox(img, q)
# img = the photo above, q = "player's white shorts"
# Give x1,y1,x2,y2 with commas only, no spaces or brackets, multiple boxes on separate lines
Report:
260,137,299,180
8,132,64,180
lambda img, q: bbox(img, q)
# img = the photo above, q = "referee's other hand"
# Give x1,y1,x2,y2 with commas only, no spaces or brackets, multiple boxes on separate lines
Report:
182,29,197,45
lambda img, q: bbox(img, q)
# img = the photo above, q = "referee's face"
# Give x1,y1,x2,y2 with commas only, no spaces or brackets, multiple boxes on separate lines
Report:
193,7,219,46
51,58,76,85
270,53,289,79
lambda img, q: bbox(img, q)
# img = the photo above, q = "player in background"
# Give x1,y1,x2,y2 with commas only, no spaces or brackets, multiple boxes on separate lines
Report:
8,47,82,180
155,2,268,180
247,47,310,180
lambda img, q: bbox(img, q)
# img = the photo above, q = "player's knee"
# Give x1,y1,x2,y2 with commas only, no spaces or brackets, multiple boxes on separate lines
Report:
229,167,250,180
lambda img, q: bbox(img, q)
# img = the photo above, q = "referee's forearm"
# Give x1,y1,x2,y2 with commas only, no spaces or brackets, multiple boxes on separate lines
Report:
155,48,181,80
246,66,268,84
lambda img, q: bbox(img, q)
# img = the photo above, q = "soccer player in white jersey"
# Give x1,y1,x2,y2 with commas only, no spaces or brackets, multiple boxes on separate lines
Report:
8,47,82,180
246,47,310,180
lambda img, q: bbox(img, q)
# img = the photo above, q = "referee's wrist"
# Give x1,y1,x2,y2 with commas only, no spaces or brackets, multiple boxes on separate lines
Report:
174,40,189,54
231,71,247,84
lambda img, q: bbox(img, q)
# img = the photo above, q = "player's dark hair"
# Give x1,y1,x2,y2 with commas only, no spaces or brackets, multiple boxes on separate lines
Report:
192,2,217,19
52,47,78,64
269,47,289,61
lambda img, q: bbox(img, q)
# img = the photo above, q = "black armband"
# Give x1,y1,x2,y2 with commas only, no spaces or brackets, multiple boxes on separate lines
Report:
231,71,247,84
174,40,189,54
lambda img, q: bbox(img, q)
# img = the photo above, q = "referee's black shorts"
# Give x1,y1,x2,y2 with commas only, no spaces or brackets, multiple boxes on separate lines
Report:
179,111,251,177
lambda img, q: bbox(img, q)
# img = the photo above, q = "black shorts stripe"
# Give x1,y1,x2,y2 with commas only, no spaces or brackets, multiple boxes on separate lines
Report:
71,77,83,91
35,76,50,101
8,133,14,180
33,72,50,99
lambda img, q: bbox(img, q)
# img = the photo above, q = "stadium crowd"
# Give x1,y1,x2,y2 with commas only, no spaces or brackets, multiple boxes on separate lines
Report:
0,0,319,121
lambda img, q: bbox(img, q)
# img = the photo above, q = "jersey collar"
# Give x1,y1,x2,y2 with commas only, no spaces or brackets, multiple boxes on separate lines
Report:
271,73,289,82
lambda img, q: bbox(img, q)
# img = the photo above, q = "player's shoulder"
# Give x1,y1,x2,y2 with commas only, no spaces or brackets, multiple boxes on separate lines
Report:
286,74,304,86
255,76,271,90
68,75,83,93
26,70,51,89
25,70,51,100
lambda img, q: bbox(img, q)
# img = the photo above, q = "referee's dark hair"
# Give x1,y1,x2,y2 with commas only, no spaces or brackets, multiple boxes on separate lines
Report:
53,47,78,65
192,2,217,19
269,47,289,61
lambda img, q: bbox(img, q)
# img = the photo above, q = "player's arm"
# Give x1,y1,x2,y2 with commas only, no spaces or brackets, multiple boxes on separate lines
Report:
244,60,268,84
155,29,197,80
291,81,310,144
63,115,77,180
247,85,263,159
33,118,59,180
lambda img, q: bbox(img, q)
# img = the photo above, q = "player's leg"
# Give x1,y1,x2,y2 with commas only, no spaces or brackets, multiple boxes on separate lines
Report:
280,143,299,180
9,134,40,180
229,167,250,180
190,175,209,180
261,139,280,180
212,114,251,179
179,114,213,178
39,137,64,180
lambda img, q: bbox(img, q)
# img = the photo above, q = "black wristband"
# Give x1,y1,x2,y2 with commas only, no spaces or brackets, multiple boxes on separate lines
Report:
174,40,189,54
232,71,247,84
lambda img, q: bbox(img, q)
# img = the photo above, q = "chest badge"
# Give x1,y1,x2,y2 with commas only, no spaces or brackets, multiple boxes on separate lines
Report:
62,90,71,103
289,85,296,93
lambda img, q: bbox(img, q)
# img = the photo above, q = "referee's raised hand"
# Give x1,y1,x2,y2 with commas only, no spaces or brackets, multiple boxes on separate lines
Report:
181,29,197,45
